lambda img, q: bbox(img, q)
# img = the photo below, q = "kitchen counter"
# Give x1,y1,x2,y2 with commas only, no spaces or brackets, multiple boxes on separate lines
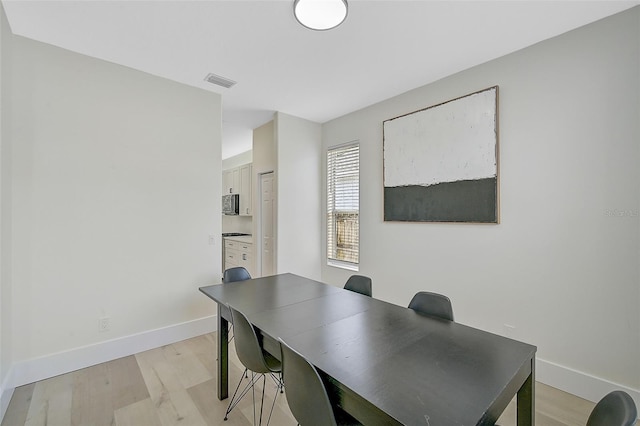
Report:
223,235,252,244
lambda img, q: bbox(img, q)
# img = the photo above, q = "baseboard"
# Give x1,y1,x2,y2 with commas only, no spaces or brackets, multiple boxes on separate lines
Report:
537,358,640,409
7,315,217,391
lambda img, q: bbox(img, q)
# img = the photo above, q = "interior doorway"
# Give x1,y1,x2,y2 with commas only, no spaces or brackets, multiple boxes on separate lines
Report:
259,172,276,276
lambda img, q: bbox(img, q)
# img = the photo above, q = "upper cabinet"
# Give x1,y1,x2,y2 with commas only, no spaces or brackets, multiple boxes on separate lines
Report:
223,163,252,216
239,163,252,216
223,167,240,195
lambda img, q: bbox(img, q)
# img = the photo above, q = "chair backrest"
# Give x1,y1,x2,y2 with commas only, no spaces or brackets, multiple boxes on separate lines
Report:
407,291,454,321
587,391,637,426
279,339,338,426
224,267,251,283
344,275,372,297
228,305,272,374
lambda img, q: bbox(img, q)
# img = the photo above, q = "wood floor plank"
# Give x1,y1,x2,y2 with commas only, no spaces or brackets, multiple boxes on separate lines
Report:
136,347,186,402
186,379,233,426
154,389,208,426
536,411,572,426
70,362,113,426
25,373,73,426
113,398,163,426
161,340,213,389
70,356,150,426
135,342,212,426
106,355,152,410
182,333,217,377
1,383,35,426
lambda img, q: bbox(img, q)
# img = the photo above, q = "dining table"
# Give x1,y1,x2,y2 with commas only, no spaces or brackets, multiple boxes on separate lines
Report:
199,273,536,425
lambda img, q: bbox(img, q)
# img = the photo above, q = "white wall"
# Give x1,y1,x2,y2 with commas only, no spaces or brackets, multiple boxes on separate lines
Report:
4,29,222,381
322,7,640,403
0,5,11,418
275,112,322,280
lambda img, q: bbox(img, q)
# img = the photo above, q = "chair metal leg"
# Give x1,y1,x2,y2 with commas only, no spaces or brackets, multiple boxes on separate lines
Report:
224,368,262,421
265,374,279,426
223,369,280,426
268,372,284,393
224,367,248,421
252,372,257,425
258,373,281,426
257,374,265,425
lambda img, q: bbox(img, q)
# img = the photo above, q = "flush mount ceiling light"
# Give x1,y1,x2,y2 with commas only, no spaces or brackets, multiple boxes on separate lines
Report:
294,0,348,31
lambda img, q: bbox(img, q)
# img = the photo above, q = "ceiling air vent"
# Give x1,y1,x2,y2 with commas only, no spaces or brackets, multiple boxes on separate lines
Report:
204,73,237,89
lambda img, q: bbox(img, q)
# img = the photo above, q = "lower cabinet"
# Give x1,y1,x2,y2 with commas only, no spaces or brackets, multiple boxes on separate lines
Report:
224,238,254,277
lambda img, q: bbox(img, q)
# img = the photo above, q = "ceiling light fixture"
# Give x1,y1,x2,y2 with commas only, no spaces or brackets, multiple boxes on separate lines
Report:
294,0,348,31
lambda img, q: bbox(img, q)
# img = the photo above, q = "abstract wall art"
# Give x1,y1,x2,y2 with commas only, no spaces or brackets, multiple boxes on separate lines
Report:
383,86,499,223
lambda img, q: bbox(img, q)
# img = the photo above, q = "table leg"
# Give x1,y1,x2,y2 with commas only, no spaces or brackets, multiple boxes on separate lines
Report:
217,303,229,400
517,358,535,426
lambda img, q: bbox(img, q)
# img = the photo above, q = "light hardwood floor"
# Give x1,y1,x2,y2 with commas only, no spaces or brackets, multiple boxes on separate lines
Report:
1,332,635,426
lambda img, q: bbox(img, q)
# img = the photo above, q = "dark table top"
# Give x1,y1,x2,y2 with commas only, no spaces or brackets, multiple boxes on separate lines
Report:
200,273,536,426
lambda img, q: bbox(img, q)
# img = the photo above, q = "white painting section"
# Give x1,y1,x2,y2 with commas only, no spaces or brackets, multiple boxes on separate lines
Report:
384,88,497,188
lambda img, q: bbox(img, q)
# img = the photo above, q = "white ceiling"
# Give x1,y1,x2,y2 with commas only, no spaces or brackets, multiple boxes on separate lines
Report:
2,0,638,159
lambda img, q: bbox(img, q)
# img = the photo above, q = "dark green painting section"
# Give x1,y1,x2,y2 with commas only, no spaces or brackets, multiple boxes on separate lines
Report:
384,177,497,223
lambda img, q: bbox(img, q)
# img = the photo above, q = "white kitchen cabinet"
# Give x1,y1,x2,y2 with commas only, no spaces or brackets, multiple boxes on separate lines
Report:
223,163,252,216
224,237,254,277
239,163,252,216
223,168,240,195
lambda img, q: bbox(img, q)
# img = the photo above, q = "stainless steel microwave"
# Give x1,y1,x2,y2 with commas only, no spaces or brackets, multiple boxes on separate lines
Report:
222,194,239,215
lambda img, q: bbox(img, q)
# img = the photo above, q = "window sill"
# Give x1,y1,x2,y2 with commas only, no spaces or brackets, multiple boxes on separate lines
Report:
327,259,359,272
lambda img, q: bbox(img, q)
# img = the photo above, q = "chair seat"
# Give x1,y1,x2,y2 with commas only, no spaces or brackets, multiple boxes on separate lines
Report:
263,351,282,372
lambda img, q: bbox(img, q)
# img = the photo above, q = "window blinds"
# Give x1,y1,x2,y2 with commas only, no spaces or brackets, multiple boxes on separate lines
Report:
327,143,359,264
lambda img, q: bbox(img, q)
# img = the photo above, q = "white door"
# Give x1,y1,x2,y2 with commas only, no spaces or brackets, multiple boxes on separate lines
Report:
260,172,276,276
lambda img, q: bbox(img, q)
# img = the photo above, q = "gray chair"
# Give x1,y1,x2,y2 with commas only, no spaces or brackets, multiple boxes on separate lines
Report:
587,390,637,426
225,305,282,425
344,275,372,297
279,338,361,426
407,291,454,321
223,266,251,283
222,267,251,342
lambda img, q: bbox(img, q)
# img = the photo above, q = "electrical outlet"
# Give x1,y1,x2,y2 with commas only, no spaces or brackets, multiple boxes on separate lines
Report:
98,316,110,332
208,234,216,245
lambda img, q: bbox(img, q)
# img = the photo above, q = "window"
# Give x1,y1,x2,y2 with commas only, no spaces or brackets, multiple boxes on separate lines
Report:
327,142,359,267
